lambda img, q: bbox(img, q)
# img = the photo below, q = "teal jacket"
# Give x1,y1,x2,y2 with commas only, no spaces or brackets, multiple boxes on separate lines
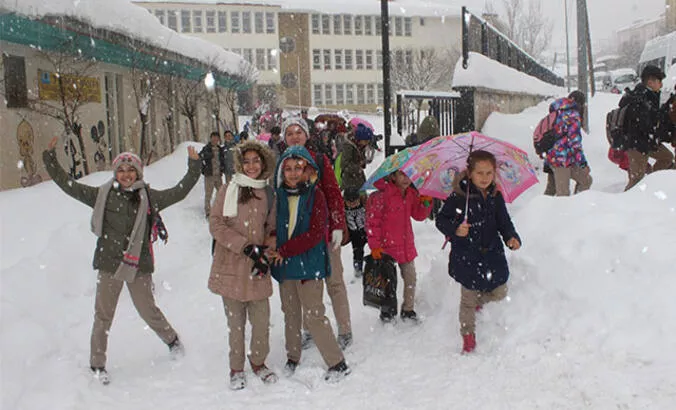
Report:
271,146,331,282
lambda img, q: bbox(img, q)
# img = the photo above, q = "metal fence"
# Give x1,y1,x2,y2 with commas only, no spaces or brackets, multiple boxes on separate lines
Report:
461,7,564,87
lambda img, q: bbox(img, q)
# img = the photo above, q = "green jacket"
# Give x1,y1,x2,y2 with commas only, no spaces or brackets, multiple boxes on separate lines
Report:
418,115,440,143
43,149,201,275
339,140,366,192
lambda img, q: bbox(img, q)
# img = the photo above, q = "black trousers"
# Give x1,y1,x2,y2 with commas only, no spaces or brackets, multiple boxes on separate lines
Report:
348,228,367,267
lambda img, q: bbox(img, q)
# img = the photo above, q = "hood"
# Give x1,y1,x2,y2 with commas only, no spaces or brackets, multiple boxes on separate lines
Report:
549,97,578,113
234,140,276,180
274,145,319,189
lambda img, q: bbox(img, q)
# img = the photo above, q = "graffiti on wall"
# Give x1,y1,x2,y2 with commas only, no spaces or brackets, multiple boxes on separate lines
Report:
16,120,43,187
90,120,107,171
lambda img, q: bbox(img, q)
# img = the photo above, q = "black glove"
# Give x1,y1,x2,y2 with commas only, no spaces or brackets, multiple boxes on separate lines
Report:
243,245,270,277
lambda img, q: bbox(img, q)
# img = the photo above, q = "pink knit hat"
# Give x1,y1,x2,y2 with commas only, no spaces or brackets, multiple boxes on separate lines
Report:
112,152,144,180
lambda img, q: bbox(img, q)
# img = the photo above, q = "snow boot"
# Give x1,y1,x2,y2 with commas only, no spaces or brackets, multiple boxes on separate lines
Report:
283,359,299,377
337,332,353,350
300,330,314,350
229,370,247,390
462,333,476,354
168,336,185,359
251,363,278,384
400,310,419,323
353,261,363,278
324,360,351,383
379,310,395,323
91,366,110,385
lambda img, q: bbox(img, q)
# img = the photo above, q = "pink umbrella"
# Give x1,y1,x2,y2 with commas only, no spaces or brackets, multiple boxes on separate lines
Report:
349,117,375,131
400,131,538,203
257,132,271,143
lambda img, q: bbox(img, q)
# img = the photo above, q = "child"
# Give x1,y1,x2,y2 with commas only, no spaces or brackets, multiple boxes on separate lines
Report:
435,150,521,354
208,141,278,390
42,137,201,385
267,146,351,382
344,189,367,277
365,170,433,323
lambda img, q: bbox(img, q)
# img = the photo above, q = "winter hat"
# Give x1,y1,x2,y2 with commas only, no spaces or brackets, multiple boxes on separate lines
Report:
112,152,143,180
355,124,374,141
343,188,361,202
281,116,310,142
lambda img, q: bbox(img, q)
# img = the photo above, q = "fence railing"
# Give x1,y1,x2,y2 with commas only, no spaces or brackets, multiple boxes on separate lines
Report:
461,7,564,87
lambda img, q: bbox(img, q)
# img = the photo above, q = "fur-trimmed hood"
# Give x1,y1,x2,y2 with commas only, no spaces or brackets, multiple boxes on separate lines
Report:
233,140,276,180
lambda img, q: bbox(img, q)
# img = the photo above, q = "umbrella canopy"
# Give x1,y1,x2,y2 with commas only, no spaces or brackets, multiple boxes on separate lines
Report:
362,146,419,190
349,117,375,131
400,131,538,203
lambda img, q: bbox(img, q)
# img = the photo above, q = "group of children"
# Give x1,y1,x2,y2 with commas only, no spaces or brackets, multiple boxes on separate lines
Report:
44,115,521,389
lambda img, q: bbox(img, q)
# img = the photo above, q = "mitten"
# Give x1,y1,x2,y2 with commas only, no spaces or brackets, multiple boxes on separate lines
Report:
244,245,270,277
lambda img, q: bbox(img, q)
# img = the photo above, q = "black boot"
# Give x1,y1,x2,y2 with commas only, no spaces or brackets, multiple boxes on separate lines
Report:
324,360,351,382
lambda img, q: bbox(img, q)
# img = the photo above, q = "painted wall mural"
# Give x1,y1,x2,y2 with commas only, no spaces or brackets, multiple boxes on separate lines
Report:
16,120,43,187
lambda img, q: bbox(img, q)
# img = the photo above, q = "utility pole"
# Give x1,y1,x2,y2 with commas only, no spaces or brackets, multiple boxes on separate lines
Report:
564,0,571,92
381,0,392,155
576,0,589,131
585,2,595,97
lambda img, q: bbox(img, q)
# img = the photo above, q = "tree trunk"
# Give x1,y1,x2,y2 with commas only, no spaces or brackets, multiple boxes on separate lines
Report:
188,114,198,141
72,122,90,176
139,112,148,161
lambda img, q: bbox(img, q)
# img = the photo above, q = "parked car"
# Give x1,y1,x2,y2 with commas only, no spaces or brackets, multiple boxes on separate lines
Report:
607,68,639,94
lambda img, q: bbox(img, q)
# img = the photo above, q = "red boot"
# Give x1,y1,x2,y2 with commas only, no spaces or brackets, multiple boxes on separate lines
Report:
462,333,476,353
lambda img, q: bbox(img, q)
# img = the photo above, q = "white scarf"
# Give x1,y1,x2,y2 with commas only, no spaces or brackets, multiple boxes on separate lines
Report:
223,173,268,217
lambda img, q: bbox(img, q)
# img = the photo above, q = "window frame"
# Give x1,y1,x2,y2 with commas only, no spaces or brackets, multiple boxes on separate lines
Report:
231,11,240,33
192,10,203,33
254,12,264,34
218,11,227,32
181,10,191,33
205,10,216,33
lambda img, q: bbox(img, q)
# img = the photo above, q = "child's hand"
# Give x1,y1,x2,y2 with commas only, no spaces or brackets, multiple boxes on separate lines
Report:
506,237,521,250
188,146,199,160
371,248,384,260
266,249,284,265
419,195,434,207
455,221,470,237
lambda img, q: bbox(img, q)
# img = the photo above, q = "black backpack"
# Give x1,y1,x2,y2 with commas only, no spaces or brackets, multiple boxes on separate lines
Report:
605,105,630,150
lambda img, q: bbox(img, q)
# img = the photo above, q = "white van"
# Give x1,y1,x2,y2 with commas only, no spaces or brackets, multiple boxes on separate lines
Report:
638,31,676,74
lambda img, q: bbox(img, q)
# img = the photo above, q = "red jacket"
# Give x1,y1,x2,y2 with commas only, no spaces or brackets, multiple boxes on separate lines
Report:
366,179,431,264
307,149,348,241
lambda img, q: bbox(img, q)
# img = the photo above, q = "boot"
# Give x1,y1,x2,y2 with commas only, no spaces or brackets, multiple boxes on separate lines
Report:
337,332,353,350
462,333,476,354
91,366,110,385
283,359,298,377
353,261,363,278
400,310,419,323
229,370,246,390
324,360,351,383
251,363,278,384
168,336,185,359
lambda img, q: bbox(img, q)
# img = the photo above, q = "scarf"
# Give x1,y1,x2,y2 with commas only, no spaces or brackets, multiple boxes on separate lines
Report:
223,173,268,217
91,179,148,283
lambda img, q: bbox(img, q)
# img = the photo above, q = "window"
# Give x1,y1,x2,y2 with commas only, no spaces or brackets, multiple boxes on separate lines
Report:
231,11,240,33
366,84,375,104
364,16,372,35
323,49,332,70
343,15,352,35
243,49,253,63
218,11,227,32
193,10,203,33
375,16,381,35
206,11,215,33
255,49,266,70
242,11,251,33
404,17,412,36
167,10,177,31
312,49,321,69
376,50,383,69
365,50,374,70
266,12,275,33
324,84,334,105
267,49,277,70
356,84,365,105
344,50,353,70
335,84,345,105
395,17,403,36
3,55,27,108
314,84,323,106
154,9,165,25
420,17,425,26
322,15,330,35
254,12,264,33
354,16,362,35
312,14,320,34
333,15,342,35
346,84,354,104
355,50,364,70
405,50,413,66
334,49,343,70
377,83,384,104
181,10,191,32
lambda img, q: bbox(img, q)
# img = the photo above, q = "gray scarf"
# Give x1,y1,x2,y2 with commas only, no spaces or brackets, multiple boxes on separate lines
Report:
91,179,148,282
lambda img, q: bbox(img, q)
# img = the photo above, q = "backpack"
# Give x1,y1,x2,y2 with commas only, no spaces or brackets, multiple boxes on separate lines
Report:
605,105,629,150
532,111,560,156
211,185,275,255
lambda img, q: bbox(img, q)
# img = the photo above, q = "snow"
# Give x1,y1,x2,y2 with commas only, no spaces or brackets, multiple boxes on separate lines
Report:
453,52,566,97
3,93,676,408
134,0,465,17
1,0,251,77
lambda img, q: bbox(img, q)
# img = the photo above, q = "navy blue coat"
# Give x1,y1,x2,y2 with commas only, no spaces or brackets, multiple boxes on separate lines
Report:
435,179,521,292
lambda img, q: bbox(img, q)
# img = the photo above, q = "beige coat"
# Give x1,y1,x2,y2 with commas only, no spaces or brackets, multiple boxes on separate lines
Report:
208,141,277,302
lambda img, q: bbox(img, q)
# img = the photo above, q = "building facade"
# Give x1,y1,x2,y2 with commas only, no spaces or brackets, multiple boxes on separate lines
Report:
134,1,462,112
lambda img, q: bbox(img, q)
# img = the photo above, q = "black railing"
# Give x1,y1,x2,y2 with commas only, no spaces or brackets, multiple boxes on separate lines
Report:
461,7,564,87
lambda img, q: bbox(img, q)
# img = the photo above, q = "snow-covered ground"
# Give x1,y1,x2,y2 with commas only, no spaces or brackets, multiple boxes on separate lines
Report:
2,94,676,409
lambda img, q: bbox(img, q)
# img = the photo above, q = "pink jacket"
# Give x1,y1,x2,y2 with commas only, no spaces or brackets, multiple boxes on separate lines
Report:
366,179,431,264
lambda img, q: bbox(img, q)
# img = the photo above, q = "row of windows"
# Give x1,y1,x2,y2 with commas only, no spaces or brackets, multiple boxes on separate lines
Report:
312,49,384,71
313,83,384,106
310,14,414,37
225,48,278,71
153,9,276,34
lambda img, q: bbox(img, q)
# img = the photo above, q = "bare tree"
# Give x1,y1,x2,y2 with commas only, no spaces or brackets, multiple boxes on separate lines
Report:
494,0,553,59
220,60,257,133
174,77,205,142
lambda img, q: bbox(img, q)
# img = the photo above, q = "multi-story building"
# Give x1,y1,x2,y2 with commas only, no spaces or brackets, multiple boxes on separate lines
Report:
617,15,666,51
667,0,676,32
134,0,463,112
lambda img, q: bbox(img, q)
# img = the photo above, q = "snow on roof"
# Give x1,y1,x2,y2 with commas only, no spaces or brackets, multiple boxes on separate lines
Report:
397,90,461,98
1,0,252,78
133,0,464,17
453,52,565,97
